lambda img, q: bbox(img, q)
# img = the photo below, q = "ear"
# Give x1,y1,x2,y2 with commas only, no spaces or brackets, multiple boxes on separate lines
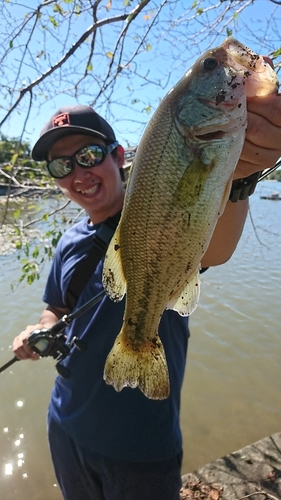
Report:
116,145,125,169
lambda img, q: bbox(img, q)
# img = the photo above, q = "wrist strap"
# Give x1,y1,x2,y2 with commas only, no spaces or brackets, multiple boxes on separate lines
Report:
229,171,261,202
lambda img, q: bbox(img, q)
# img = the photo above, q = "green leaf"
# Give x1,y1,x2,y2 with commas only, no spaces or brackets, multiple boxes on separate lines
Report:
24,242,30,257
146,44,152,51
9,40,13,48
32,246,40,258
13,209,21,219
11,153,18,165
54,4,64,14
27,274,37,285
49,15,59,28
143,105,151,114
87,62,93,71
226,28,233,37
272,47,281,58
51,232,62,247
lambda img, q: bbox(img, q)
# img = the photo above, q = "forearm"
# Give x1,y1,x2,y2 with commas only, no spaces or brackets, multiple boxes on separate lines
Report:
202,91,281,267
39,305,70,328
201,198,248,267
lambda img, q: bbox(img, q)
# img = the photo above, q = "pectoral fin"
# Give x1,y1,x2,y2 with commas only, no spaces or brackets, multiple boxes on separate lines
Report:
218,176,233,217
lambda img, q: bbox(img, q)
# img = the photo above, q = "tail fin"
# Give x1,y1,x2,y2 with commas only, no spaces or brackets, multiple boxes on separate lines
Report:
103,330,170,400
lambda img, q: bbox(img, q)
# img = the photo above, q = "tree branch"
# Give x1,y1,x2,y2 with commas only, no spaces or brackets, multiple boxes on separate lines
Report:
0,11,129,128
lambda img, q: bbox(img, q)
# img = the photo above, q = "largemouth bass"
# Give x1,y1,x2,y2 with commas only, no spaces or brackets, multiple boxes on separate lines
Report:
102,37,278,400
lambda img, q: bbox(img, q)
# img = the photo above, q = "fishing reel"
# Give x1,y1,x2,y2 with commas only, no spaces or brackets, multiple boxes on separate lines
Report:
0,290,104,376
27,328,86,378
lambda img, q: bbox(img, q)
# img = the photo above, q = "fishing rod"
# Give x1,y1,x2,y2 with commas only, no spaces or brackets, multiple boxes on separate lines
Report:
258,159,281,182
1,160,279,375
0,289,105,378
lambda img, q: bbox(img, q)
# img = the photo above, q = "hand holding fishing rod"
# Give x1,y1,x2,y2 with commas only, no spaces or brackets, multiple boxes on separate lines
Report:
0,290,105,377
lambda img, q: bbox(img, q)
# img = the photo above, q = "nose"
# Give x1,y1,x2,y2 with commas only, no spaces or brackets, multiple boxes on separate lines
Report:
72,161,94,181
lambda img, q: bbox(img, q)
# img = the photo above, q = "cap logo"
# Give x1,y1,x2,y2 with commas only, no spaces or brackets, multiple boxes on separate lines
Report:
52,113,71,127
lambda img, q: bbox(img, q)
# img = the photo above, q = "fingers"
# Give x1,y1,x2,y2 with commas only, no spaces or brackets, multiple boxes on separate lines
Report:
13,325,42,361
247,94,281,128
235,93,281,179
240,130,280,168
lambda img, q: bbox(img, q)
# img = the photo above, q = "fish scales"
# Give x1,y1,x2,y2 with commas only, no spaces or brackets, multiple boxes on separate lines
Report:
102,37,278,400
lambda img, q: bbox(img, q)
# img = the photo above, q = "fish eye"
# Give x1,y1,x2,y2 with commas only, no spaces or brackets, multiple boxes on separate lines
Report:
203,58,218,70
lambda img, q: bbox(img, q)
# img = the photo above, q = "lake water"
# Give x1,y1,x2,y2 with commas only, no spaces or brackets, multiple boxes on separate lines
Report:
0,181,281,499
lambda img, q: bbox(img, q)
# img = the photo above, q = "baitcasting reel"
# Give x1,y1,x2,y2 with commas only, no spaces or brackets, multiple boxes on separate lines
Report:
28,328,86,378
0,290,106,377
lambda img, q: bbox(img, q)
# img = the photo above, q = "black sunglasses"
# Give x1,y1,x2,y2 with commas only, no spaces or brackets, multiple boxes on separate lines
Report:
46,141,119,179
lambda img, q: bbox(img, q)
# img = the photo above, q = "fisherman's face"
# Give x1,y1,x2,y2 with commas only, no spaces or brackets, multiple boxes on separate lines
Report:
48,134,125,224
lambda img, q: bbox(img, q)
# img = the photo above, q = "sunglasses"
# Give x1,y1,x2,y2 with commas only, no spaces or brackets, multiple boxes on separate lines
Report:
46,141,119,179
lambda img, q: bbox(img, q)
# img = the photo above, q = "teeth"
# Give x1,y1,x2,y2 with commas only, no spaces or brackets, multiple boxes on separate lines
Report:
78,185,98,195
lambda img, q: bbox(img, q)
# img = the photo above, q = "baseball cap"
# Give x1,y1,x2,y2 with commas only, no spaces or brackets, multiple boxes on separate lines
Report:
32,105,117,161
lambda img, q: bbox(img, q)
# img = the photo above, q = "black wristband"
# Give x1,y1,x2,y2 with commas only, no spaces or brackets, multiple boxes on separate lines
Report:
229,171,262,202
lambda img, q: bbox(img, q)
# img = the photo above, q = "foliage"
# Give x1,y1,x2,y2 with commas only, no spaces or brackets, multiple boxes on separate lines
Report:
13,221,65,288
1,188,84,288
1,0,280,145
0,134,83,286
0,0,280,285
0,133,52,189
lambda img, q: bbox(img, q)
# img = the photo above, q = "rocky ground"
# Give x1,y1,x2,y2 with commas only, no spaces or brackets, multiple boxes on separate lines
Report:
180,432,281,500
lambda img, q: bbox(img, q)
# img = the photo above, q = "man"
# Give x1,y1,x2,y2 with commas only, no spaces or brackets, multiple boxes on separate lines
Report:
13,96,281,500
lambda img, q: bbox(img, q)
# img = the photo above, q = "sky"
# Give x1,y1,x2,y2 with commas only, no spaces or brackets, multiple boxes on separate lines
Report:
0,0,280,149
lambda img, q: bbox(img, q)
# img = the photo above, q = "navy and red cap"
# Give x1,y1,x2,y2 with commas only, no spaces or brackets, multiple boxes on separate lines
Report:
32,105,117,161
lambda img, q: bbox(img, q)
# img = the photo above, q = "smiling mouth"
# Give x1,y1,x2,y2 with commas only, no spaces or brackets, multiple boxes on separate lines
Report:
77,184,100,195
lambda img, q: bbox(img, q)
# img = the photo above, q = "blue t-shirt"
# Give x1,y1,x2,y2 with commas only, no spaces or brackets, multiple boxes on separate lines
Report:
44,217,190,462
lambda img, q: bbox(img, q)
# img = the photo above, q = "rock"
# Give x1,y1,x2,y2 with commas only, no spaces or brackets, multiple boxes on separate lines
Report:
181,432,281,500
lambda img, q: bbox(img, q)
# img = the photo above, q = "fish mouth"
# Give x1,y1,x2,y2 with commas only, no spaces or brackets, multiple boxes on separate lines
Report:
224,38,262,72
222,37,279,95
195,130,226,141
